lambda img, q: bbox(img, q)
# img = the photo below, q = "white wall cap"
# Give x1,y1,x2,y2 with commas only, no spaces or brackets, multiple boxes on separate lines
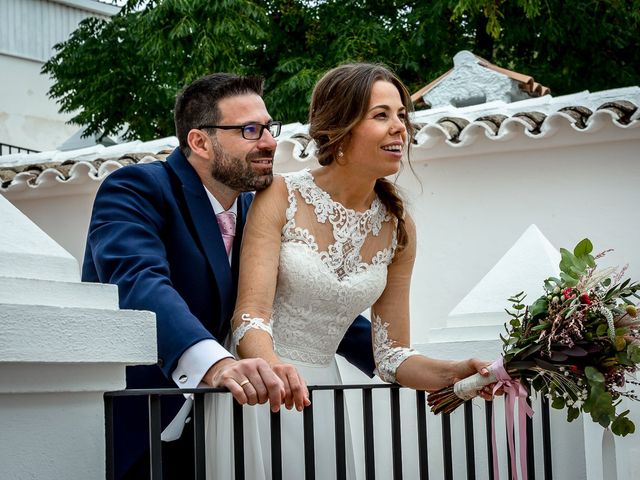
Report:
0,277,119,309
57,128,119,151
0,304,157,363
415,338,502,361
280,122,307,137
0,363,127,393
414,86,640,125
0,136,178,168
0,194,79,282
49,0,119,16
429,323,505,342
448,224,560,318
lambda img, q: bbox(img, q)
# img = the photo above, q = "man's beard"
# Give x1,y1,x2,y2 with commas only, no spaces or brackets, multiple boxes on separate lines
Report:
210,144,274,192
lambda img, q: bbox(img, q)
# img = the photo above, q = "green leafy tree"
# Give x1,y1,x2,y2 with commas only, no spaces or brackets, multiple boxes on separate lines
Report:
259,0,418,122
490,0,640,95
43,0,640,141
43,0,269,140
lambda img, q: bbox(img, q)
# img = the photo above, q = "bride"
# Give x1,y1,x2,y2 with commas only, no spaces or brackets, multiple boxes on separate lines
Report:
206,63,492,479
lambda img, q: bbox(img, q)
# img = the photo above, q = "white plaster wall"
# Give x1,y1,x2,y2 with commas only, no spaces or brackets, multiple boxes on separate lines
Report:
614,396,640,479
0,191,79,281
0,54,78,151
0,392,106,480
9,185,99,263
399,133,640,343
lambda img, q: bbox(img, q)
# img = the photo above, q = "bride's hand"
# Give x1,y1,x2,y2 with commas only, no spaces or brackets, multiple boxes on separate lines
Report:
272,362,311,411
453,358,501,401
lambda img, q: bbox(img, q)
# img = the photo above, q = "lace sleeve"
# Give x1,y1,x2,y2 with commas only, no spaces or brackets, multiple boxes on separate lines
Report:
231,177,288,363
369,213,419,383
231,314,273,349
373,314,420,383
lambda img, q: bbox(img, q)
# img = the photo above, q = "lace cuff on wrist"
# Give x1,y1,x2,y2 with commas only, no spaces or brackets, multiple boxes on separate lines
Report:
231,313,273,348
373,315,419,383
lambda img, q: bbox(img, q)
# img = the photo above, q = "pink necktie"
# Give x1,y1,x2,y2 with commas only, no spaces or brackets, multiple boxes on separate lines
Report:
216,211,236,256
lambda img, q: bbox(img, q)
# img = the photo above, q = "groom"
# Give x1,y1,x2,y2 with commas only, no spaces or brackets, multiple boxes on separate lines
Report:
82,73,375,479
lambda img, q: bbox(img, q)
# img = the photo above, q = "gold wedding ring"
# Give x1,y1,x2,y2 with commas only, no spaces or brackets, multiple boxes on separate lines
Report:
238,379,250,388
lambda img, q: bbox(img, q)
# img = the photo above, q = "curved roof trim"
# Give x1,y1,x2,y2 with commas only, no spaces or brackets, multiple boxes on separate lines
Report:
1,89,638,194
1,138,177,194
276,90,639,165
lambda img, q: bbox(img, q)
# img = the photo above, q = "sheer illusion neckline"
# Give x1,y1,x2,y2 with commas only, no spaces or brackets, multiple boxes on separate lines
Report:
305,169,382,216
282,169,397,282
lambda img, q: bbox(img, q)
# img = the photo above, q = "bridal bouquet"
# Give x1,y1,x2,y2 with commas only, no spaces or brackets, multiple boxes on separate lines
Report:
428,239,640,437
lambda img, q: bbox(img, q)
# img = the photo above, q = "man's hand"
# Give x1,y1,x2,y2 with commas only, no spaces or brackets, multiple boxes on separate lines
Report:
272,363,311,411
204,357,285,412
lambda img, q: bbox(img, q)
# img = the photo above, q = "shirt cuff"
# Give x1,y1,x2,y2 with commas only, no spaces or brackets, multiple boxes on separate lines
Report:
171,339,232,389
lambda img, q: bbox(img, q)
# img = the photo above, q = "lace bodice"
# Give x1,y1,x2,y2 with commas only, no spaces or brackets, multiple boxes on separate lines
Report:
232,169,419,382
281,170,397,280
272,170,397,364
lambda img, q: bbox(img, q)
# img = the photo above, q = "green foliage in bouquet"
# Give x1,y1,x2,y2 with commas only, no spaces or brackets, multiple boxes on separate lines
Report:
500,239,640,436
428,238,640,437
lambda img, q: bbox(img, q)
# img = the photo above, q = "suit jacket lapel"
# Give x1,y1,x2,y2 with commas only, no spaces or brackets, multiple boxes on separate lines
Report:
166,149,234,324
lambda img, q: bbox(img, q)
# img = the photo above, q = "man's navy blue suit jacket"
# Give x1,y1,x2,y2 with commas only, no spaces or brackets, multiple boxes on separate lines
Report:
82,148,375,478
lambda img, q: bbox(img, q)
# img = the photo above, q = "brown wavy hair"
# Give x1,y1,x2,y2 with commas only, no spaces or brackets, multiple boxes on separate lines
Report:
308,63,415,252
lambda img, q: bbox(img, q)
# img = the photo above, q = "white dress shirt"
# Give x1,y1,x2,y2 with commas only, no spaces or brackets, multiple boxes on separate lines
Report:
163,189,237,441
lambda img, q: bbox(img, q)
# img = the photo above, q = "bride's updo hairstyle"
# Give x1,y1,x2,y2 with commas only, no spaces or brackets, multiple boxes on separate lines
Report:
308,63,415,252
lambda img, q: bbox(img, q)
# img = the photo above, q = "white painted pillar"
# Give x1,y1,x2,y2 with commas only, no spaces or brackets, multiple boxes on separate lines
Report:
0,194,156,480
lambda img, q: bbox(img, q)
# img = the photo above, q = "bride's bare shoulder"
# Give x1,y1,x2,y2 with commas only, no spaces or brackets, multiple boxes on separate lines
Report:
253,174,289,202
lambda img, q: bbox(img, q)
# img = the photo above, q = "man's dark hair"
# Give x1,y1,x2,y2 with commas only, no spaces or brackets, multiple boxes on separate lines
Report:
174,73,264,157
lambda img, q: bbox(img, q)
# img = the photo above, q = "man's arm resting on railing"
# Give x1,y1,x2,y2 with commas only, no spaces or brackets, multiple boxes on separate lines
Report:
172,339,232,389
173,340,285,411
203,356,285,412
162,340,286,441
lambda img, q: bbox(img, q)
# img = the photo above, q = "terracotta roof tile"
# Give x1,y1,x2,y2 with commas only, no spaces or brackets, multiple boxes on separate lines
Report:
557,106,593,129
435,117,470,142
475,114,509,135
512,111,547,133
0,150,171,190
2,89,638,192
410,70,450,103
597,100,637,125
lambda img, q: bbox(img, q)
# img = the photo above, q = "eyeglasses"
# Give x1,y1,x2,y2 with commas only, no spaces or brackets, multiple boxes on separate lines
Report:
198,121,282,140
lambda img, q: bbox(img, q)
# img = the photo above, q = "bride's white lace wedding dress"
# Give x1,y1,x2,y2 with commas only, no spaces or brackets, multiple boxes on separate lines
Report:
205,169,418,479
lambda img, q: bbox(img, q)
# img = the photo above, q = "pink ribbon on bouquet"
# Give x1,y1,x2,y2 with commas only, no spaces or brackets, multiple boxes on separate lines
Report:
490,358,534,480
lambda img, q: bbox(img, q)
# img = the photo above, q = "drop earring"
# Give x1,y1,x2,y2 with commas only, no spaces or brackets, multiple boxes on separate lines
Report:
338,145,344,158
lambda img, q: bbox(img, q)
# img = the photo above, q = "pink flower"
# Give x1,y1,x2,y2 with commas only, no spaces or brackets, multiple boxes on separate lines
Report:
563,288,574,299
